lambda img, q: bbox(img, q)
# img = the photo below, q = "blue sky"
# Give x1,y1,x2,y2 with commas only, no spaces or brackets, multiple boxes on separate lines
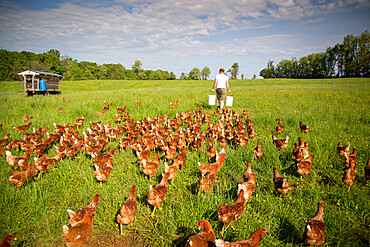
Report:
0,0,369,79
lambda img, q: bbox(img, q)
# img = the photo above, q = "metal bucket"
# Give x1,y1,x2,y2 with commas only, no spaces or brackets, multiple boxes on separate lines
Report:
226,96,233,106
208,95,216,105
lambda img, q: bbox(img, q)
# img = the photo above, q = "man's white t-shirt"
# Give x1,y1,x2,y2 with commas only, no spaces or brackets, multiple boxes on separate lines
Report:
215,73,228,89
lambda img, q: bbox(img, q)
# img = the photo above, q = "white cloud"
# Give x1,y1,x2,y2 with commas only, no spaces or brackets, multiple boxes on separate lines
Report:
0,0,368,76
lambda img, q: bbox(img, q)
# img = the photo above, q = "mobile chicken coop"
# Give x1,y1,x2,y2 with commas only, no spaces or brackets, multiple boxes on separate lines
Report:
18,70,64,96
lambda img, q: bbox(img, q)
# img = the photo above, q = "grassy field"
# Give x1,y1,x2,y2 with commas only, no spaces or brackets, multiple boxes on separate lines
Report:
0,78,369,246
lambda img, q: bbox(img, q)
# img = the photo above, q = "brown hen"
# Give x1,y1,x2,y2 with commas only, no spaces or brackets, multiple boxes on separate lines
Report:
273,167,292,195
218,190,246,237
94,159,113,184
117,185,137,235
147,173,170,218
5,150,33,169
13,122,32,133
0,234,14,247
297,155,313,176
272,135,289,150
243,161,252,182
253,141,263,160
299,121,310,133
67,194,100,227
164,162,179,182
302,202,325,246
342,160,356,192
141,154,160,180
198,155,226,177
186,220,216,247
62,209,95,247
365,158,370,180
238,173,256,203
9,167,36,188
215,228,266,247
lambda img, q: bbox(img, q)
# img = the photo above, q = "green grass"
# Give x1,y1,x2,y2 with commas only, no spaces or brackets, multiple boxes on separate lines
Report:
0,78,369,246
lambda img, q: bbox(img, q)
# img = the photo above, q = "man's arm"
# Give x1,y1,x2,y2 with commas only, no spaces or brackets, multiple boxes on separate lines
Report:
211,79,217,92
226,80,231,93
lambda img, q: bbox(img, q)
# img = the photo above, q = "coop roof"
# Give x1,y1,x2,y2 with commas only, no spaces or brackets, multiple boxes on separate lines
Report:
18,70,64,79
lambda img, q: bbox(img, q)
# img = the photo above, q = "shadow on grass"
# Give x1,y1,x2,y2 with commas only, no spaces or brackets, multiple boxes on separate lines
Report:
199,103,214,110
172,226,192,247
187,181,200,195
277,216,302,245
319,173,338,186
282,162,297,177
16,241,27,247
137,190,148,206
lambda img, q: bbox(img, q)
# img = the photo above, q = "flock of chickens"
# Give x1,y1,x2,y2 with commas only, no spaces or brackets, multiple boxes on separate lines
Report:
1,97,369,247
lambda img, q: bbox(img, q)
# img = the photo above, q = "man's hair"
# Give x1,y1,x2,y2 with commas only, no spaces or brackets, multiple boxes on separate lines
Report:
219,68,225,73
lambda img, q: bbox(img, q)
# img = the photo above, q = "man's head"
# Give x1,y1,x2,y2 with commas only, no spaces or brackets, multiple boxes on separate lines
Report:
219,68,225,73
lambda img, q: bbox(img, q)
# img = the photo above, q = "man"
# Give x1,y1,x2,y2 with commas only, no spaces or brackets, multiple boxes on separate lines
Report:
211,68,231,109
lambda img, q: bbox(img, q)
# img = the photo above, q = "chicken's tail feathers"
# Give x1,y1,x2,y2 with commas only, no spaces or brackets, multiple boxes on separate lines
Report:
66,209,75,216
306,224,311,231
237,184,242,194
215,239,225,247
62,225,69,236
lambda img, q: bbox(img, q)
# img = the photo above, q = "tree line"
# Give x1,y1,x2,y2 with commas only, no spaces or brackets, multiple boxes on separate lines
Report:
0,50,176,81
181,62,240,80
259,31,370,79
0,46,242,81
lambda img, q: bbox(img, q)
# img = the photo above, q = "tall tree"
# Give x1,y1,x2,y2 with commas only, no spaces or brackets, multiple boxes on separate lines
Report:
189,67,201,80
65,60,82,80
259,60,275,78
230,62,239,79
99,64,108,80
132,60,143,79
180,72,188,80
200,66,211,80
358,30,370,76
